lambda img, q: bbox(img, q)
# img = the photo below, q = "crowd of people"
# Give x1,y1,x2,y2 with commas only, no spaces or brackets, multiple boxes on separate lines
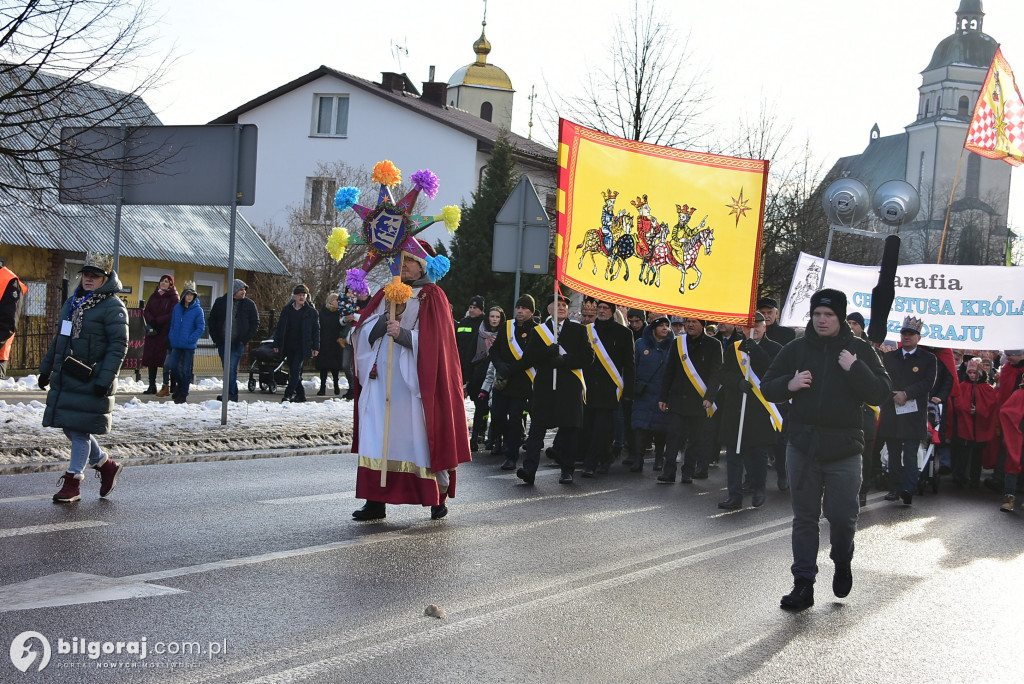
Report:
30,249,1024,611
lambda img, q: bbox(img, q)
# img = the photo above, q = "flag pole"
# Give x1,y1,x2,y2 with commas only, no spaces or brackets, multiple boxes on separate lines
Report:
552,279,559,390
736,348,748,455
937,147,967,265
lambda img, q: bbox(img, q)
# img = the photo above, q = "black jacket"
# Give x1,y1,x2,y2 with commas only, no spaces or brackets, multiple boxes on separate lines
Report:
316,306,343,371
877,347,937,440
520,318,594,428
209,294,260,347
273,301,321,360
716,336,783,448
660,332,723,417
489,318,538,400
583,318,636,409
761,320,890,458
765,322,796,346
455,313,485,379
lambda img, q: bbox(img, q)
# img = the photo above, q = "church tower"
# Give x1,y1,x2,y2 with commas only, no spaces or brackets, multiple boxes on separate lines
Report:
904,0,1010,262
446,14,515,129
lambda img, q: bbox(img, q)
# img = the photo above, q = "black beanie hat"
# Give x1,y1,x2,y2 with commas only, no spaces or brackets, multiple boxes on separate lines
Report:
515,294,535,312
469,295,485,310
809,288,847,320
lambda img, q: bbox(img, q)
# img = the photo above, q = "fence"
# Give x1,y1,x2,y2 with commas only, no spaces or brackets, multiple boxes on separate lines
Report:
6,304,295,378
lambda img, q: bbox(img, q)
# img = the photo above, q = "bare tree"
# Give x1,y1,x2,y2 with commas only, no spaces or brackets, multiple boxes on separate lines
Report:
557,0,709,146
0,0,171,207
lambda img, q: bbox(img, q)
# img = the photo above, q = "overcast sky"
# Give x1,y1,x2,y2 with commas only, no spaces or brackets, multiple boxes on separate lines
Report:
140,0,1024,232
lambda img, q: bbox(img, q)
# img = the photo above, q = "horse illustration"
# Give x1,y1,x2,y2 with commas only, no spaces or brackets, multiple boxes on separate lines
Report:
576,209,632,275
640,203,693,285
605,213,636,281
643,219,714,293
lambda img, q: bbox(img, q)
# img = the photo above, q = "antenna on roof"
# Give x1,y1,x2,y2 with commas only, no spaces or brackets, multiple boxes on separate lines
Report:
528,85,537,140
391,39,409,72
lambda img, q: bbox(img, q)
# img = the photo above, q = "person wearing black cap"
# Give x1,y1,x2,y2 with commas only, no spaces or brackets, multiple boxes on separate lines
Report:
877,315,936,506
656,316,723,484
761,288,891,611
209,278,260,402
515,293,594,485
488,294,538,469
580,299,635,476
273,284,321,403
757,296,796,346
455,295,489,449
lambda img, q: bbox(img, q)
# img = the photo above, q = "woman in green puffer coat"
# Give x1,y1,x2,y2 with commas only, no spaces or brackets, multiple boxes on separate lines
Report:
38,251,129,504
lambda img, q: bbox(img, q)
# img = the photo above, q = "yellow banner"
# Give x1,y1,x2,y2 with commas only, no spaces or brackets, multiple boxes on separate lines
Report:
556,119,769,325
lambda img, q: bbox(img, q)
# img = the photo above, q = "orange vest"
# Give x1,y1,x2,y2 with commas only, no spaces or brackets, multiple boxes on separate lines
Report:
0,267,27,361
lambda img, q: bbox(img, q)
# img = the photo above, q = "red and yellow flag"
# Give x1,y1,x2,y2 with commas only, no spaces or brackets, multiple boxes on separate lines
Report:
555,119,769,325
965,47,1024,166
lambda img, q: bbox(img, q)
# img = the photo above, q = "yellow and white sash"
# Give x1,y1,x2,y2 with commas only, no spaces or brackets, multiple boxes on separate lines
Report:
506,320,536,383
733,341,783,431
535,321,587,401
677,335,716,416
587,323,624,400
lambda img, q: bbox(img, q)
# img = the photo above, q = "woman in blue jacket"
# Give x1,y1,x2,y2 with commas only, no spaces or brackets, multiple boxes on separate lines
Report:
631,316,675,472
166,282,206,403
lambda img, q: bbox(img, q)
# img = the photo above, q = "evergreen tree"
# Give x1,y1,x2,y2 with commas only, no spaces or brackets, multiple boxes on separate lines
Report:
442,134,556,316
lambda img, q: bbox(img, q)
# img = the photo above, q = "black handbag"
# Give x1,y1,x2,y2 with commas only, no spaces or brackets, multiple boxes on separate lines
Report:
62,355,94,382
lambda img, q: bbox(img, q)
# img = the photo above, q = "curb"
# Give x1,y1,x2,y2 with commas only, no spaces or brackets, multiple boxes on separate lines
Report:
0,445,353,476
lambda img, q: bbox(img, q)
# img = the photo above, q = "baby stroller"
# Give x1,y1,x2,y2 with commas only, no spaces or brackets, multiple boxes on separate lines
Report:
917,403,943,495
247,339,288,394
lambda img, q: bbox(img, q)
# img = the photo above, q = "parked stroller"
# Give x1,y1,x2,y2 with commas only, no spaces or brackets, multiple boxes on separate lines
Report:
247,339,288,393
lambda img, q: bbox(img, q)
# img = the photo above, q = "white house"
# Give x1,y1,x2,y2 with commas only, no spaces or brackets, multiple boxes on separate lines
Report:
210,56,556,248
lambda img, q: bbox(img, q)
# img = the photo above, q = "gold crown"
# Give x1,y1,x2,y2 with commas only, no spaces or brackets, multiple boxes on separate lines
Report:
901,316,924,334
675,203,697,217
81,249,114,275
630,194,649,209
601,188,619,201
183,280,197,292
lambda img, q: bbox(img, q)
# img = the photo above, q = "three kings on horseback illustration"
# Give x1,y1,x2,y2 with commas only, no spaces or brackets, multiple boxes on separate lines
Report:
575,189,715,294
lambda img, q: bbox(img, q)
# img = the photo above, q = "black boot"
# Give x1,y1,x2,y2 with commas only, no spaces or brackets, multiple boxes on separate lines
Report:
143,366,158,394
316,384,326,396
780,579,814,611
352,501,386,520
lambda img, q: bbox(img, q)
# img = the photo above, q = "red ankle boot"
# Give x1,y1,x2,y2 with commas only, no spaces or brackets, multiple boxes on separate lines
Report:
93,457,123,498
53,472,82,503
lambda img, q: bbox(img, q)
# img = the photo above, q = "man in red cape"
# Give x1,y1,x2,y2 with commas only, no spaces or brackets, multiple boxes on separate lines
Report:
350,240,471,521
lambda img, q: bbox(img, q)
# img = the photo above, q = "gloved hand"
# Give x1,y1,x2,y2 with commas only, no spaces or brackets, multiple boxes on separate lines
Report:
738,338,756,353
550,354,565,368
92,383,110,397
477,391,488,401
546,344,560,359
38,373,50,390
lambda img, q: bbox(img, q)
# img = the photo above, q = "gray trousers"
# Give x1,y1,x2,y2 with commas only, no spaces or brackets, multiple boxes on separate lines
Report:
786,445,862,582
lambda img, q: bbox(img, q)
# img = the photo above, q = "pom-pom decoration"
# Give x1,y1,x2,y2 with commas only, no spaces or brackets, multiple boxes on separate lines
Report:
325,226,350,261
334,186,360,212
345,268,370,297
439,205,461,234
372,160,402,187
383,277,413,304
410,169,440,199
426,254,450,282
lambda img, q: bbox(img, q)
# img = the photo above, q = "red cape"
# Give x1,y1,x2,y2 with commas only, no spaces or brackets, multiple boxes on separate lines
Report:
952,381,998,442
351,284,471,501
999,389,1024,476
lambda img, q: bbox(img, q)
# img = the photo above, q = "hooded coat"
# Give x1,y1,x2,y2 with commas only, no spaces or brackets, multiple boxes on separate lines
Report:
141,282,179,366
631,323,674,433
40,273,129,435
168,296,206,350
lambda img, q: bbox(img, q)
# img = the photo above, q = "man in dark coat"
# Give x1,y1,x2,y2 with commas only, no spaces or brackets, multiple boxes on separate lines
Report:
209,279,260,402
715,312,782,509
581,300,635,476
758,295,794,490
316,293,344,395
488,294,538,470
516,293,594,485
657,317,723,483
273,284,321,403
761,289,891,611
455,295,485,393
878,316,937,505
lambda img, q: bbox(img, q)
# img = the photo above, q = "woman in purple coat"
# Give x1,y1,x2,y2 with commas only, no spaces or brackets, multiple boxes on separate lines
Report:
142,274,179,396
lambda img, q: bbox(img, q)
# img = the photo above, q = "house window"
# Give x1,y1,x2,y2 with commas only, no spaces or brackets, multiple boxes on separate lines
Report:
958,96,970,116
480,101,493,121
307,177,337,222
312,94,349,137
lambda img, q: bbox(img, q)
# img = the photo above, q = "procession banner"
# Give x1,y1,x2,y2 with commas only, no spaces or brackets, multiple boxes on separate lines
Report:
555,119,769,324
964,46,1024,166
780,252,1024,349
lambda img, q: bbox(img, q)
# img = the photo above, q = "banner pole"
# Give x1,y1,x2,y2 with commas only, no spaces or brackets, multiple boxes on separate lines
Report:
736,351,748,454
552,279,558,390
937,148,966,265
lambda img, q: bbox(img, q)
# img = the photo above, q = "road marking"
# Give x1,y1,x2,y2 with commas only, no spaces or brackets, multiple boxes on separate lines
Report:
0,572,182,612
0,520,107,538
0,495,52,504
259,491,356,505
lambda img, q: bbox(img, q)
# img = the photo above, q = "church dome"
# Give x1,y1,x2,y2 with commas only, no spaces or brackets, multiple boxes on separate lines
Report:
447,23,513,91
924,0,996,71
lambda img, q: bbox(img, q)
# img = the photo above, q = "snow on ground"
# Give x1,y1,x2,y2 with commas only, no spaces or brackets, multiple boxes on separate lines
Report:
0,374,475,468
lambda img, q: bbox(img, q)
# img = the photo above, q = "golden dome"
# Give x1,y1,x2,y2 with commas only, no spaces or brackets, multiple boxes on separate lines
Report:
447,22,513,91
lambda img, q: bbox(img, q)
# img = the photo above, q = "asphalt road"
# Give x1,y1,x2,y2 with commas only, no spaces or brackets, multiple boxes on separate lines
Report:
0,450,1021,683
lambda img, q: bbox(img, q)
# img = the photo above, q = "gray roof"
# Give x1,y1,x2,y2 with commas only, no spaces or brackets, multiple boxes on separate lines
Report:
823,132,909,193
209,66,556,165
0,63,288,276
